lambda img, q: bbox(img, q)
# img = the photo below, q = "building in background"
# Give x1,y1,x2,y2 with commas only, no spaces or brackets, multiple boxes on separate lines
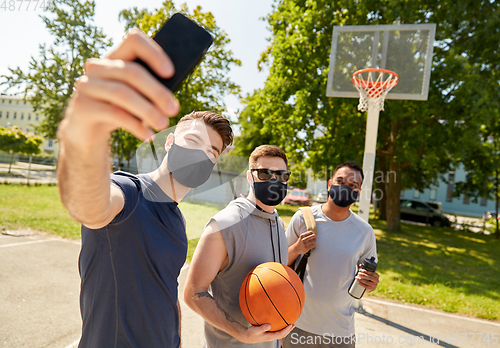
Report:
0,94,58,156
401,165,497,218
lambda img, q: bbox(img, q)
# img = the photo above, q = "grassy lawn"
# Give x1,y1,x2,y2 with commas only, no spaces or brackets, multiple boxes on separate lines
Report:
0,184,81,238
179,199,226,240
371,219,499,320
1,184,498,320
0,185,224,240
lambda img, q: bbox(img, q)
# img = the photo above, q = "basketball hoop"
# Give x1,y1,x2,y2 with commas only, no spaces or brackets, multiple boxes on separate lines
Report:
326,24,436,224
352,68,399,112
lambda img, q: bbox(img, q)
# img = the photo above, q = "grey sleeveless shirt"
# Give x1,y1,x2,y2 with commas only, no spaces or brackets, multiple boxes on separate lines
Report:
203,197,288,348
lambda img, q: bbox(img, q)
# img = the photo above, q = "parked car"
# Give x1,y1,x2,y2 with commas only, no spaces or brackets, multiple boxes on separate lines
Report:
284,188,313,206
316,190,328,203
400,199,450,227
426,201,444,214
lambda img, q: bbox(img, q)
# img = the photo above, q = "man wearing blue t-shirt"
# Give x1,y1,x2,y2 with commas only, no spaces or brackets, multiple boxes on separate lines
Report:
57,30,233,348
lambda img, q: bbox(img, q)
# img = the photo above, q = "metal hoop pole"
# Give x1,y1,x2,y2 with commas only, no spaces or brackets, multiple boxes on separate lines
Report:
358,98,380,222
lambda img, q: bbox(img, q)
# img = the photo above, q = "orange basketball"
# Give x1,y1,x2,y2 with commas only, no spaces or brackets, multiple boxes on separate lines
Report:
239,262,305,332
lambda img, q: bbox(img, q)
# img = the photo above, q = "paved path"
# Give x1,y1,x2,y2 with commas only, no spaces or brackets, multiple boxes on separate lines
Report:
0,232,81,348
0,162,57,185
354,298,499,347
1,231,498,348
178,265,500,348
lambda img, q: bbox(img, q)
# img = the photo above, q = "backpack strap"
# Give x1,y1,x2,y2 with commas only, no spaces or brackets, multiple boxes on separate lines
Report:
295,207,317,282
299,207,317,243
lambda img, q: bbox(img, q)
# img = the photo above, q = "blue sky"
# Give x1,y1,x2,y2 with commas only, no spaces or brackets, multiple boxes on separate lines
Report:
0,0,275,125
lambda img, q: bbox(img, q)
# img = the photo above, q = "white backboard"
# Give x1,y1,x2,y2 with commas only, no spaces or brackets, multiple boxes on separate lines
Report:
326,23,436,100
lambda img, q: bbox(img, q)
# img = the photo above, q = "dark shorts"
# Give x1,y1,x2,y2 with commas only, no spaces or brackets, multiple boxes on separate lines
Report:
283,327,355,348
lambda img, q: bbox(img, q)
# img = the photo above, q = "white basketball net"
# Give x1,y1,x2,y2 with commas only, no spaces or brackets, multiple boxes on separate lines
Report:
352,70,399,112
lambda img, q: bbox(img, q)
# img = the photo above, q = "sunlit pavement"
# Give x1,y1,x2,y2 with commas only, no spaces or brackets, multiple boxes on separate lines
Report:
1,231,499,348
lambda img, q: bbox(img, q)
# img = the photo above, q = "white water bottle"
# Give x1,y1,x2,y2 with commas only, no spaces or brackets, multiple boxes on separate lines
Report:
348,257,377,299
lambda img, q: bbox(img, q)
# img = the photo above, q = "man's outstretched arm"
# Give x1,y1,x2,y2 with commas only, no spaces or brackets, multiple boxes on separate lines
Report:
57,29,179,228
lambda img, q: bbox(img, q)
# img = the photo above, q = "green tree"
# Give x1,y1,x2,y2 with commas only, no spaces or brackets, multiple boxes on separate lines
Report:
0,126,44,174
0,0,113,139
288,162,308,189
233,90,278,158
453,79,500,239
111,129,142,172
242,0,500,232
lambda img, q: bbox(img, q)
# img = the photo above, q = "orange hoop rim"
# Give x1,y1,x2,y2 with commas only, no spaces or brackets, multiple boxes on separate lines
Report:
352,68,399,89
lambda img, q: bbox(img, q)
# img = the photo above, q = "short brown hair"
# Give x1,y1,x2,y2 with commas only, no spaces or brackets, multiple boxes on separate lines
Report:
249,145,288,168
177,111,233,152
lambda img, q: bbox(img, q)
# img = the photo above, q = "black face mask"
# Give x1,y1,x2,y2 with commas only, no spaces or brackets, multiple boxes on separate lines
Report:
329,184,359,208
167,142,215,188
252,177,288,206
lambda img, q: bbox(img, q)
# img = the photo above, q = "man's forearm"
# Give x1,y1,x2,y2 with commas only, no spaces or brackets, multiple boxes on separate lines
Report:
189,291,245,341
287,244,301,267
57,124,113,226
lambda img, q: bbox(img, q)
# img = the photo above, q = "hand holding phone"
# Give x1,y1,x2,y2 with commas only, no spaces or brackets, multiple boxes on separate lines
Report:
61,13,213,146
135,13,214,93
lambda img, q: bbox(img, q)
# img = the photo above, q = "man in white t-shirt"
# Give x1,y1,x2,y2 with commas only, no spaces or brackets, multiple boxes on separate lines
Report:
283,161,379,348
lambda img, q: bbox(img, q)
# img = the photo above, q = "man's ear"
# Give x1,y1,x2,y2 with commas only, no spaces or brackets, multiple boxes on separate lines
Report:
165,133,175,152
247,170,253,185
327,178,331,189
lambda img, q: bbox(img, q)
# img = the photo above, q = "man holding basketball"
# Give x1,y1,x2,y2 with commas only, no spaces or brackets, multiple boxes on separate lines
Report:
184,145,295,347
283,161,379,348
57,29,233,348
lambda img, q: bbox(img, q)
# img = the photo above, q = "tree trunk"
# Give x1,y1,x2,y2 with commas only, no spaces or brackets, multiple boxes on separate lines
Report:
27,155,32,186
8,152,14,174
375,157,387,220
386,122,402,232
386,159,402,232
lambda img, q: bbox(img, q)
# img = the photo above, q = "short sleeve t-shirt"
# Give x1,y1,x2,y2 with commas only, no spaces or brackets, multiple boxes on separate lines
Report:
285,205,377,337
78,172,187,348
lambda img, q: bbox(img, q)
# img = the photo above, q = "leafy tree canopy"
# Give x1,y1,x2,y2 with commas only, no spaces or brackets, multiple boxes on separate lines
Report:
0,126,45,173
0,126,44,155
239,0,500,231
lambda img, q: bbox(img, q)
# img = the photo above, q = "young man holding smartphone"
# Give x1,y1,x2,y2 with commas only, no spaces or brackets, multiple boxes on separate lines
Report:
183,145,295,348
57,29,232,348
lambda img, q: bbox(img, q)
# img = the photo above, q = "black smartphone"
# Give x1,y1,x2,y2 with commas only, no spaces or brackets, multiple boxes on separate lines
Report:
136,13,213,92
